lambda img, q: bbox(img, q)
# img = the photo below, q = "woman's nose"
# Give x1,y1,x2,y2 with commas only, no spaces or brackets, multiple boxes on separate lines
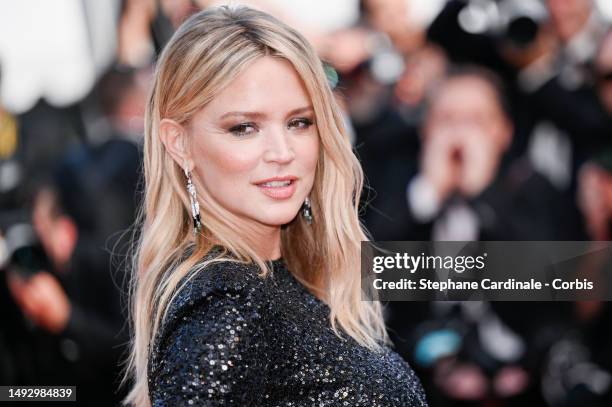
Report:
263,127,295,164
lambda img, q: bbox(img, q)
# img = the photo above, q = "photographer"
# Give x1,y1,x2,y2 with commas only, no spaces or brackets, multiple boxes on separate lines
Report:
4,139,139,405
367,66,585,242
428,0,612,192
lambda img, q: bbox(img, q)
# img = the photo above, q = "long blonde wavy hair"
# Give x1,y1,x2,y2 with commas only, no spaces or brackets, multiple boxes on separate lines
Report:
122,5,387,406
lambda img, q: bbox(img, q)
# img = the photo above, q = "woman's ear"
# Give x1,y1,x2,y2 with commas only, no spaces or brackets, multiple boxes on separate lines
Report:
159,118,192,170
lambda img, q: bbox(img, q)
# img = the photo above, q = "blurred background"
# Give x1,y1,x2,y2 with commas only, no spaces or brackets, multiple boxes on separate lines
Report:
0,0,611,405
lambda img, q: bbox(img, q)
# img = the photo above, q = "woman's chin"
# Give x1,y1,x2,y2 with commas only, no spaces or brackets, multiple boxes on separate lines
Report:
256,210,303,227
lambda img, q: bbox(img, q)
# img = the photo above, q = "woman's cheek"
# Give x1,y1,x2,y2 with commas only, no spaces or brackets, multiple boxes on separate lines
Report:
197,140,260,176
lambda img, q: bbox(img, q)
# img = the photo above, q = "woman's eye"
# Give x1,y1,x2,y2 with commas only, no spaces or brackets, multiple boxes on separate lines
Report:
288,118,314,130
228,123,257,137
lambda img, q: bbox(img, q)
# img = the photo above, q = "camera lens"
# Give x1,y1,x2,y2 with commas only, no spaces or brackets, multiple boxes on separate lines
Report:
506,16,539,48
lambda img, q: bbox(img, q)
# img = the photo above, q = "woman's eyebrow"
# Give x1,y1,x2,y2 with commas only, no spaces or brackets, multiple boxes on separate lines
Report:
286,106,314,116
219,111,266,120
219,106,313,121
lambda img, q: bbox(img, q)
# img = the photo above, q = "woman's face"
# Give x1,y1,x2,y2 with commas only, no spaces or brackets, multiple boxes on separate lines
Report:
187,56,320,229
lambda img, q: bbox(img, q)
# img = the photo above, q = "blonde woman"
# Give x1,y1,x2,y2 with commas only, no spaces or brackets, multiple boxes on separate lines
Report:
123,5,428,406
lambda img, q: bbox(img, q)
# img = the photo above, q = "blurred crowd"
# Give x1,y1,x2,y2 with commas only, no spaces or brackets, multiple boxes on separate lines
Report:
1,0,611,406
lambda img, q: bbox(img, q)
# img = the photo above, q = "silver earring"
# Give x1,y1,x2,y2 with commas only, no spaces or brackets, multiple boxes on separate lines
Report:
184,167,202,235
302,196,313,225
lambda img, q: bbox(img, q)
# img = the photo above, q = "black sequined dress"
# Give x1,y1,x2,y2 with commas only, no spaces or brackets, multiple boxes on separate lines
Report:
148,247,428,406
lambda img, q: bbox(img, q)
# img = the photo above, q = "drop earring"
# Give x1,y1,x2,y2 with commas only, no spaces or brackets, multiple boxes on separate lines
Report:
302,196,313,225
184,167,202,235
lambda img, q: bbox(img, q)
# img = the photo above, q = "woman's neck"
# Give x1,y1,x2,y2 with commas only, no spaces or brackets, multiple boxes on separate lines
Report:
237,220,283,261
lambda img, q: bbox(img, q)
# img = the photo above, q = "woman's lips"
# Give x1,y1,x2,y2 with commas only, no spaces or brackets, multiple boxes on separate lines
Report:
256,179,297,200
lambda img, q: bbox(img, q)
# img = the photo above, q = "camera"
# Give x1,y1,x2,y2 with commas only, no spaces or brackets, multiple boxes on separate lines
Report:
1,223,52,279
458,0,547,49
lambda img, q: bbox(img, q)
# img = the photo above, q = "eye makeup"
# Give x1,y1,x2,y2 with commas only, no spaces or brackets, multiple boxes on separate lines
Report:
225,116,315,137
228,122,258,137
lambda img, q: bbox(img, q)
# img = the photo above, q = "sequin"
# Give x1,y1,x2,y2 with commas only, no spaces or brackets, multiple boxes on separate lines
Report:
148,247,428,406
